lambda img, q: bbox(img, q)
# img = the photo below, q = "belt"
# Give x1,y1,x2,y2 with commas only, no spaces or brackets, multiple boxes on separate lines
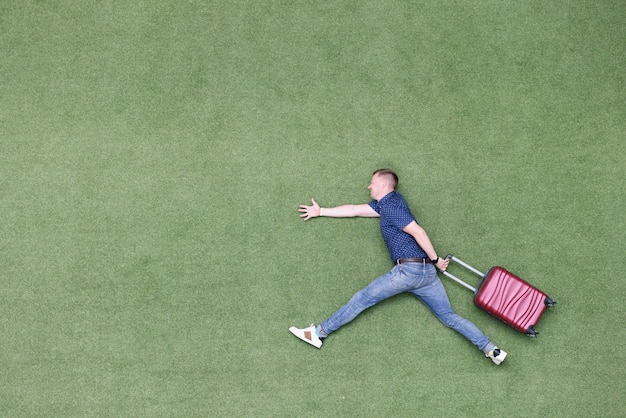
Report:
396,258,433,264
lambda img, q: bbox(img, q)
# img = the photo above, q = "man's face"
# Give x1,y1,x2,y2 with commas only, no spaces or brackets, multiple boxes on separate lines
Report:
368,173,388,200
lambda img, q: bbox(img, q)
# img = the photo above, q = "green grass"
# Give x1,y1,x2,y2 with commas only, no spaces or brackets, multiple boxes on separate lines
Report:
1,0,624,416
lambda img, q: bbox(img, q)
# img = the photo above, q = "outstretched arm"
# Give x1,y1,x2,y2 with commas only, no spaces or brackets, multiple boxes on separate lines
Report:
299,198,379,221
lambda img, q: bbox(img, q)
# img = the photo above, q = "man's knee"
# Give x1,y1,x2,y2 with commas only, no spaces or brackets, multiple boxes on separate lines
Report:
353,288,384,308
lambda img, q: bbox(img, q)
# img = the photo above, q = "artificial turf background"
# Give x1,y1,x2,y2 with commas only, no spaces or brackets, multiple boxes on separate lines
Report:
1,1,624,416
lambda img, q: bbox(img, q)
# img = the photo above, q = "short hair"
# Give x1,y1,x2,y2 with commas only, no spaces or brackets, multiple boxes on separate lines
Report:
373,168,398,189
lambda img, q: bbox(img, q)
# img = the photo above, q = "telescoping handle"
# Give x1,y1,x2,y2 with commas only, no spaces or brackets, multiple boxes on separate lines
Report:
438,254,486,294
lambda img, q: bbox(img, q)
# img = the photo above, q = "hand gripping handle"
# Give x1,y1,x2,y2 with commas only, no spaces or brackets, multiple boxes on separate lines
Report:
437,254,478,293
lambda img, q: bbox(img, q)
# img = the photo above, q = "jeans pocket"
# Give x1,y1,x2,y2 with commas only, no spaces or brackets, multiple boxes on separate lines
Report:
390,265,422,290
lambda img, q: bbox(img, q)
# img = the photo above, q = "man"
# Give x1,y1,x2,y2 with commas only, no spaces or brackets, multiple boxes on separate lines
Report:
289,169,507,365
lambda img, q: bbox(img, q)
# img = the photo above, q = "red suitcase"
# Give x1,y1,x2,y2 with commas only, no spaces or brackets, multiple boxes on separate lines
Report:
441,255,556,337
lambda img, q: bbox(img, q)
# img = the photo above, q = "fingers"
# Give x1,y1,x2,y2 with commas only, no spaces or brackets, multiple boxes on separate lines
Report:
435,257,450,271
298,204,312,220
298,198,320,221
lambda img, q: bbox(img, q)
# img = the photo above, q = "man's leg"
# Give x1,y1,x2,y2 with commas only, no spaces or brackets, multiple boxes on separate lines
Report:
410,269,508,364
410,267,491,350
317,267,407,338
290,268,404,348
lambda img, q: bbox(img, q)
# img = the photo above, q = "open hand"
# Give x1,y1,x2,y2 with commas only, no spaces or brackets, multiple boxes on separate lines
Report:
299,198,321,221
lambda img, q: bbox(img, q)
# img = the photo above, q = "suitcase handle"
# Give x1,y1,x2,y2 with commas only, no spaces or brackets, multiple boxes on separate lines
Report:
447,254,485,276
437,254,484,293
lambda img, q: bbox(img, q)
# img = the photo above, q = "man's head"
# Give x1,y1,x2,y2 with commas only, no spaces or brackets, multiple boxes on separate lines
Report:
368,168,398,200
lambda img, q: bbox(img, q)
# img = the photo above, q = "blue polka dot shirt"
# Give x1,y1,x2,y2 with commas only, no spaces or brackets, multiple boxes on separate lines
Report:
368,191,428,263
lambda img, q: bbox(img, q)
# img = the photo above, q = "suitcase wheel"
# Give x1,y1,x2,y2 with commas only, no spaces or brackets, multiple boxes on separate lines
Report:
544,297,556,307
526,326,539,337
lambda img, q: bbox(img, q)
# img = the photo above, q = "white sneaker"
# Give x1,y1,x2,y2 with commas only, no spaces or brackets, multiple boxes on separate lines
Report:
486,347,507,365
289,324,323,348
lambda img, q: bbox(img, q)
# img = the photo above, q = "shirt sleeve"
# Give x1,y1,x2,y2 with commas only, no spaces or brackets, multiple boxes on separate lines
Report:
383,202,416,230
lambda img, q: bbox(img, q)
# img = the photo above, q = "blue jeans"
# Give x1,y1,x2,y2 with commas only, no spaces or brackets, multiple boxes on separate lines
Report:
318,262,491,351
